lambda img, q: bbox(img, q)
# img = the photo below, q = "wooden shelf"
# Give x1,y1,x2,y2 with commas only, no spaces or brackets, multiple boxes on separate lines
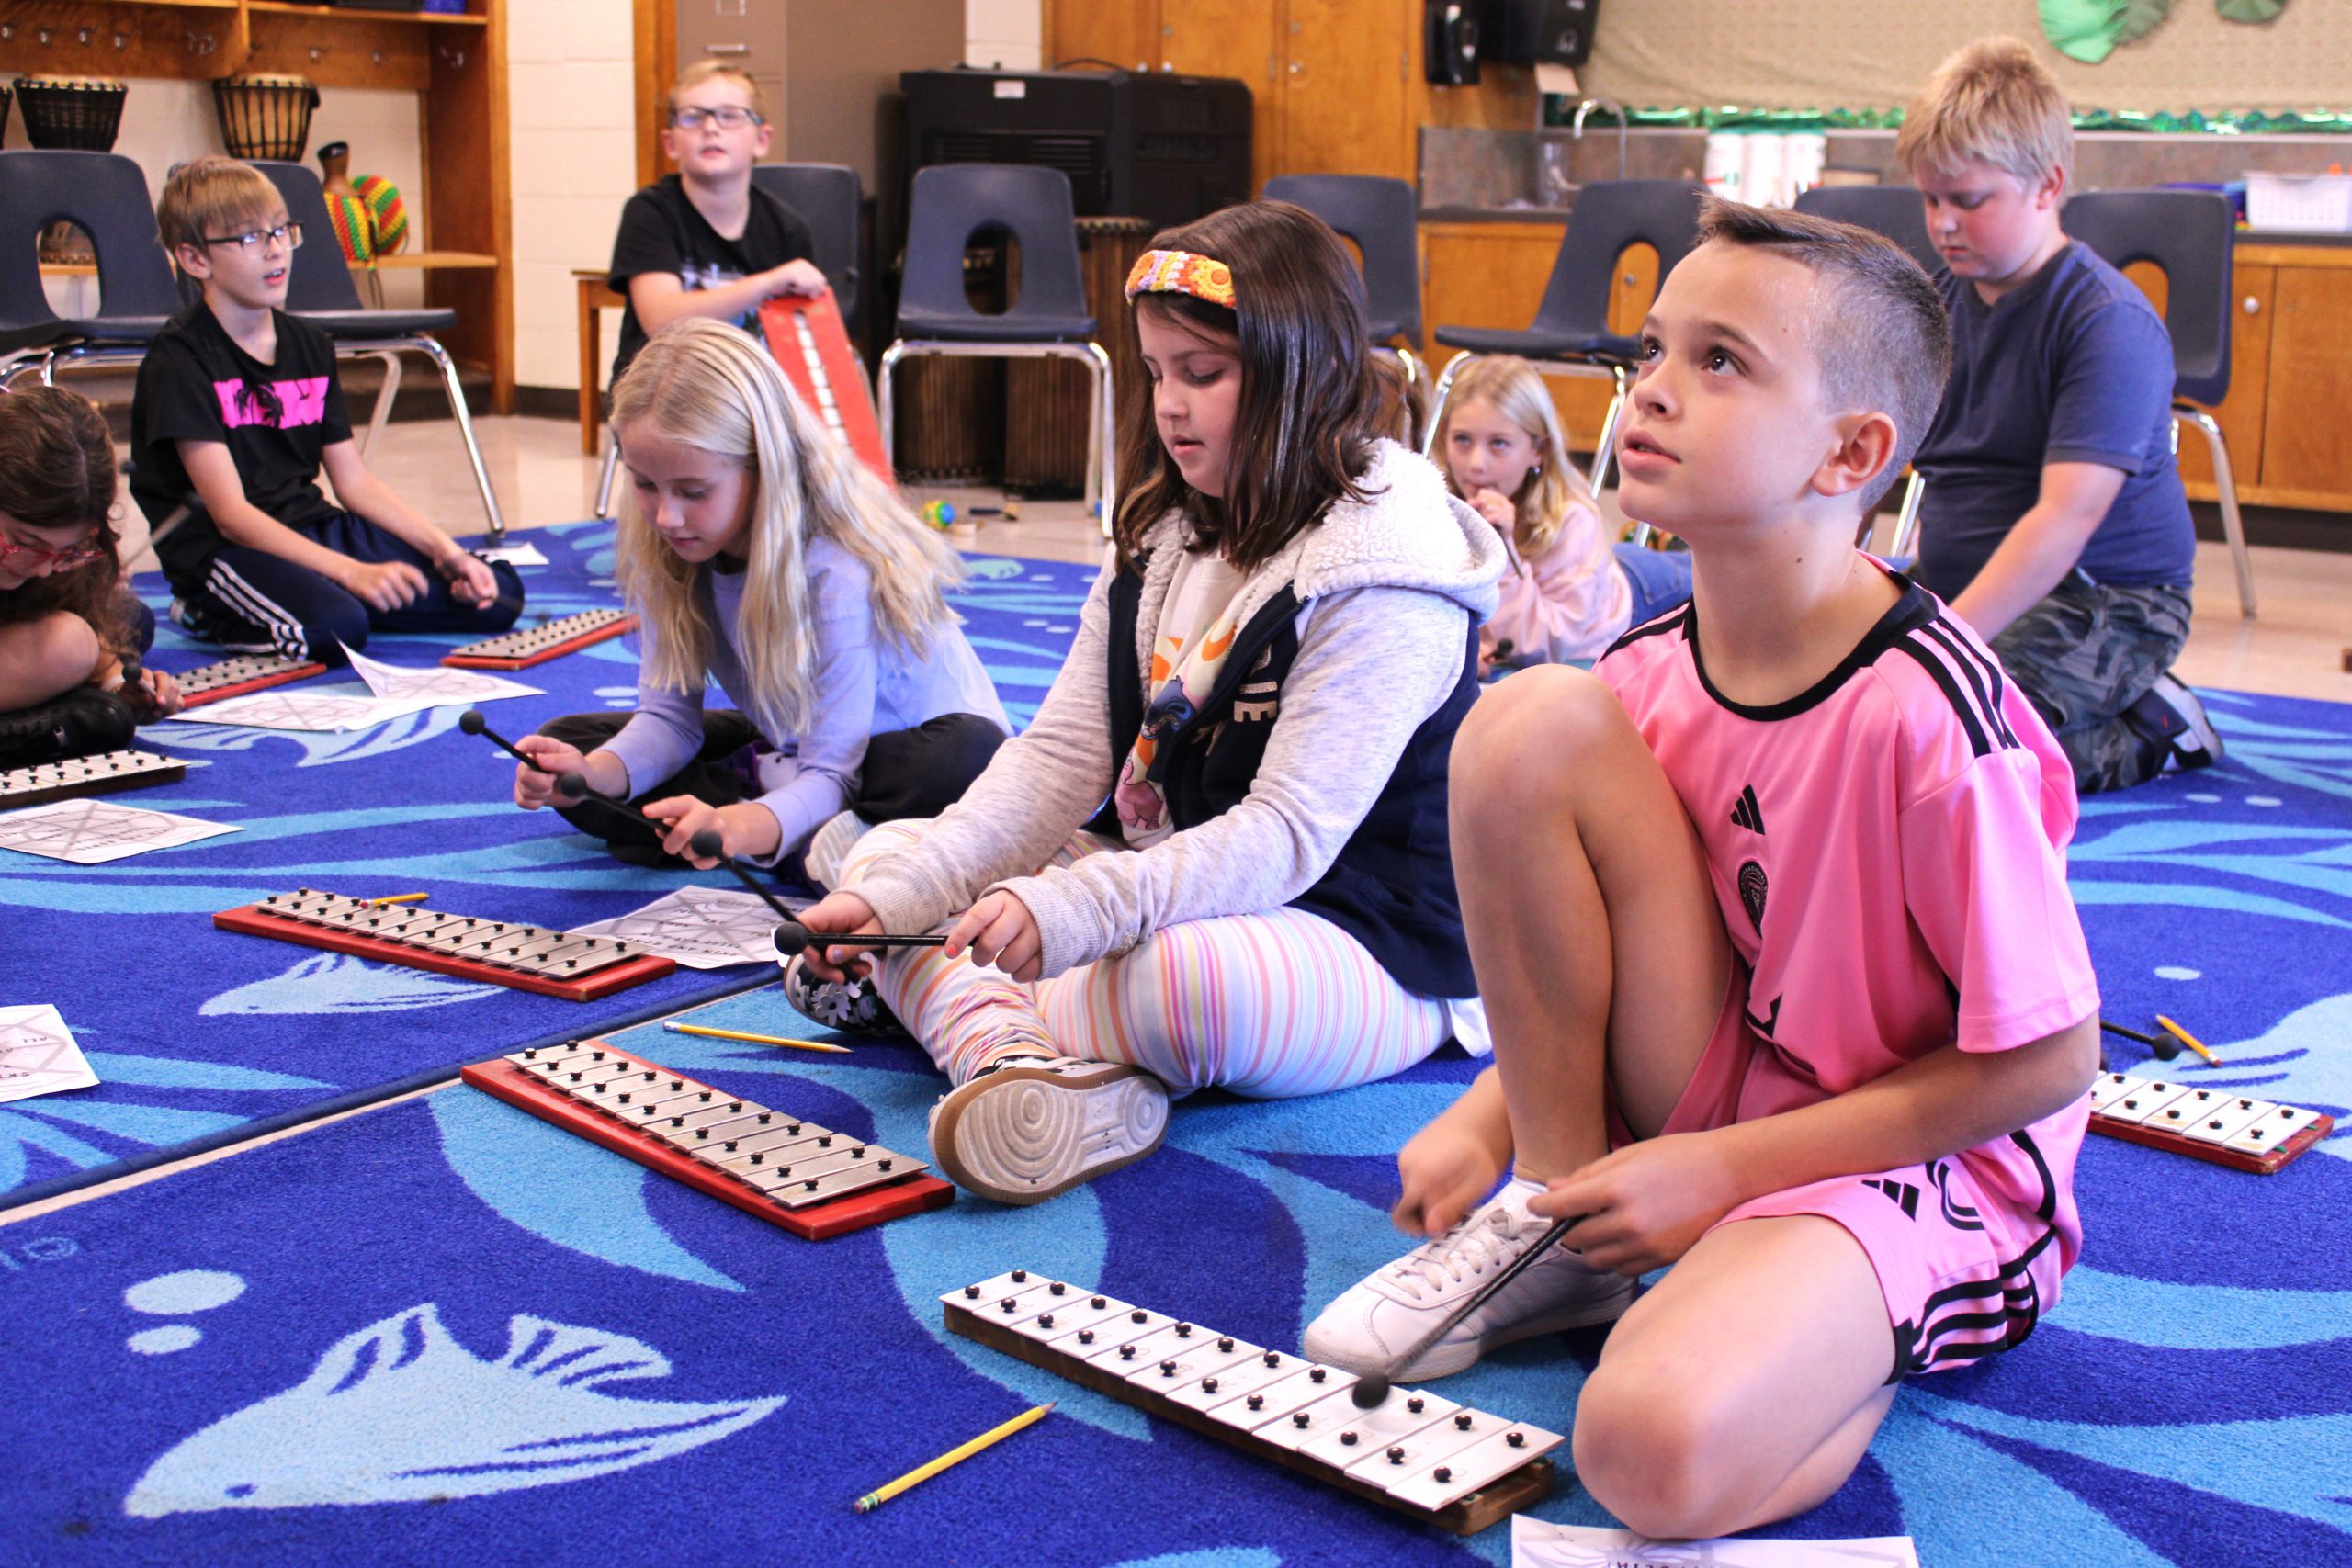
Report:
351,249,497,270
247,2,487,24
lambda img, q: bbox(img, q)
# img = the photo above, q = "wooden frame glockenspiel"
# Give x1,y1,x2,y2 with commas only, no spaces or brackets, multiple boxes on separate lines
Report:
214,889,675,1001
463,1039,954,1239
2088,1070,2333,1174
759,293,890,480
175,653,328,707
442,608,639,671
1,749,187,810
944,1270,1566,1536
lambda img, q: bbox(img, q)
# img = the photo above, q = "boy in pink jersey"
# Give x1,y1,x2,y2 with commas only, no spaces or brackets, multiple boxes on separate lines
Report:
1306,199,2101,1540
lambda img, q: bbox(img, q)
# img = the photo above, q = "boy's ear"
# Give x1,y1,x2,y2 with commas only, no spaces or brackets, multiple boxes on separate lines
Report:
1811,410,1898,503
2032,162,2067,211
172,241,211,280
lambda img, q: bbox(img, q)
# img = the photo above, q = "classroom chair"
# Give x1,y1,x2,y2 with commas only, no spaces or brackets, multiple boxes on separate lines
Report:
0,150,186,395
1420,178,1704,544
1263,174,1427,441
250,161,507,542
879,164,1114,533
2063,187,2255,617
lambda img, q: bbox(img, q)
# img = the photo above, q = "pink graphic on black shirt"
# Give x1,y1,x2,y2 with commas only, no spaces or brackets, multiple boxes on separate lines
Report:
212,375,331,430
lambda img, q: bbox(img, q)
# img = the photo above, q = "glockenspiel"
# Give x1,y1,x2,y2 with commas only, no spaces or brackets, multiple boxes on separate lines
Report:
944,1271,1565,1536
462,1039,953,1240
2088,1070,2334,1174
213,889,675,1002
175,653,328,707
0,749,187,809
441,608,639,671
759,293,890,481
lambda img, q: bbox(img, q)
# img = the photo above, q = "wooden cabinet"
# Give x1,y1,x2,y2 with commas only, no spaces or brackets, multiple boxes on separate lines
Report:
1279,0,1411,180
1418,220,1659,457
1159,0,1282,191
0,0,513,410
2126,242,2352,515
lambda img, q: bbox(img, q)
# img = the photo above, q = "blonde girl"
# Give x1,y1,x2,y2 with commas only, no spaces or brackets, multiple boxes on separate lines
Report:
510,317,1008,870
1436,355,1689,671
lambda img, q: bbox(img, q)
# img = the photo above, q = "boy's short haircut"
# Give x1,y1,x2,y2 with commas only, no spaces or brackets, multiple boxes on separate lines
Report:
1696,197,1953,513
668,60,768,124
155,155,283,254
1894,36,2074,193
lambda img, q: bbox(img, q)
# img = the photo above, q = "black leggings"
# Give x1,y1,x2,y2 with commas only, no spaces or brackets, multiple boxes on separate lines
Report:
534,708,1006,860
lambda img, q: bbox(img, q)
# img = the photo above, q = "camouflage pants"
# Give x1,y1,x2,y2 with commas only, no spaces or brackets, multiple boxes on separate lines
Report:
1990,578,2192,795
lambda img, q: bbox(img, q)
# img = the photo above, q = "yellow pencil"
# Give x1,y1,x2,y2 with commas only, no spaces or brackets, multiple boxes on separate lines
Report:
368,892,431,906
854,1402,1054,1514
2154,1015,2222,1066
662,1021,851,1055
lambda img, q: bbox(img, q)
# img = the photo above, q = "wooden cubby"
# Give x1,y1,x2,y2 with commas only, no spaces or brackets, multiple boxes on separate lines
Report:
0,0,514,410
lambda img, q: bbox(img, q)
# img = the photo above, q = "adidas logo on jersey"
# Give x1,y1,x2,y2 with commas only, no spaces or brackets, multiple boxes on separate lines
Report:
1729,785,1765,835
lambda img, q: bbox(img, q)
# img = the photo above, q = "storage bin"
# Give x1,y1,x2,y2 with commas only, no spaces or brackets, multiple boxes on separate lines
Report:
2245,171,2352,233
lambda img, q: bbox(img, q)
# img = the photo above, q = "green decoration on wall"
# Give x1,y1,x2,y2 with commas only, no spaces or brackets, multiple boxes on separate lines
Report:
2216,0,2286,21
2041,0,2127,63
2117,0,2175,43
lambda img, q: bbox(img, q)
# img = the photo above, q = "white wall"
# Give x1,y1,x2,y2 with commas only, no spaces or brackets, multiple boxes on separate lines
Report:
505,0,638,394
966,0,1042,71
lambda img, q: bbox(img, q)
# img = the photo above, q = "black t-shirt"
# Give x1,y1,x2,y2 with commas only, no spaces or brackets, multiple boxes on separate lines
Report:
607,175,815,378
130,303,354,589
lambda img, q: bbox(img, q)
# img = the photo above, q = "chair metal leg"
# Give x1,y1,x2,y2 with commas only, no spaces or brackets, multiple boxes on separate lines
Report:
1378,345,1427,447
876,339,907,485
1080,339,1117,537
2178,405,2256,617
594,426,622,521
1419,352,1474,459
361,351,402,457
1892,470,1926,559
1587,364,1630,497
411,336,507,543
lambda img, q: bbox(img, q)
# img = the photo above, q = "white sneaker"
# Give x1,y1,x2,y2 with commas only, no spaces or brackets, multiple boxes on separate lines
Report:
1302,1180,1634,1381
926,1055,1170,1205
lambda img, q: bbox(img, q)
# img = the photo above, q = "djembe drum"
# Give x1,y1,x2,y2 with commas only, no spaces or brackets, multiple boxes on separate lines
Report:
212,73,321,162
1002,217,1152,499
14,75,128,265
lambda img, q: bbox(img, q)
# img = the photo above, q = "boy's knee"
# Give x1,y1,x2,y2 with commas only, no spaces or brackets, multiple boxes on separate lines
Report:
304,598,370,663
1574,1359,1745,1540
1453,666,1623,817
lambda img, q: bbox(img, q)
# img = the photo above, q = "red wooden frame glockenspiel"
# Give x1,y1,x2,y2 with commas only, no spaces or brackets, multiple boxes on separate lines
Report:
0,749,187,810
175,653,329,707
760,292,890,481
442,607,639,671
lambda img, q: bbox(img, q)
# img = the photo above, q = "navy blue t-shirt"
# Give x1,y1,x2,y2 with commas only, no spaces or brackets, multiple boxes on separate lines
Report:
1912,241,2194,597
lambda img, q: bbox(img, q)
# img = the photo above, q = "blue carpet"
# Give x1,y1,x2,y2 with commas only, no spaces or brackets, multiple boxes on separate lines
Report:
0,524,1098,1204
1,981,2344,1567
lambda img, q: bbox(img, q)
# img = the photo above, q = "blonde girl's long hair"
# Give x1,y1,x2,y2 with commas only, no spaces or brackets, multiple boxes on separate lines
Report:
608,317,965,738
1433,355,1600,559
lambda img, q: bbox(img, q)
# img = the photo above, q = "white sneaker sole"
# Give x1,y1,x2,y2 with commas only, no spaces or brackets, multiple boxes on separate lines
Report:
931,1062,1170,1205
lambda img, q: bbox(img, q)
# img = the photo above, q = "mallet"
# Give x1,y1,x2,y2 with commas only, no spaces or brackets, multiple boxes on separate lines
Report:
1348,1213,1584,1410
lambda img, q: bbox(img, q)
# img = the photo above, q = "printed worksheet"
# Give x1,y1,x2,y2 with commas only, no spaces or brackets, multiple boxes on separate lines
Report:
571,886,807,969
164,687,440,732
0,1005,100,1104
474,541,549,567
340,645,541,707
1513,1521,1919,1567
0,798,240,864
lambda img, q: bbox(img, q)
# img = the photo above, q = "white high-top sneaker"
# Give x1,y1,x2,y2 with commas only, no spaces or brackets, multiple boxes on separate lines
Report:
1303,1179,1634,1381
927,1055,1171,1205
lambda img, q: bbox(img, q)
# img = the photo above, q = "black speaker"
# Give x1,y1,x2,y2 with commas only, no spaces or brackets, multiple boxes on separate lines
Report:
1424,1,1482,85
1481,0,1600,67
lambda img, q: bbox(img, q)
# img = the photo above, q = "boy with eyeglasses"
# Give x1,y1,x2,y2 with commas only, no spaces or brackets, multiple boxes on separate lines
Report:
130,157,521,664
607,62,825,381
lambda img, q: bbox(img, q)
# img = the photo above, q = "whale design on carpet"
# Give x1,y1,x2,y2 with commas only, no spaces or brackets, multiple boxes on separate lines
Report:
200,952,502,1015
123,1302,784,1517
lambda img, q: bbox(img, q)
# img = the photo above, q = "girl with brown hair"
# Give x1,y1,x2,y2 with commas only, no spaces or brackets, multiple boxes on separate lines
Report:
793,200,1506,1206
0,388,183,767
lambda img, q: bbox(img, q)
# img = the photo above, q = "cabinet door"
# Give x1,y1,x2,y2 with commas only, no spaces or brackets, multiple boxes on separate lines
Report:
2121,260,2272,498
1161,0,1283,192
2259,265,2352,505
1282,0,1410,180
1048,0,1161,74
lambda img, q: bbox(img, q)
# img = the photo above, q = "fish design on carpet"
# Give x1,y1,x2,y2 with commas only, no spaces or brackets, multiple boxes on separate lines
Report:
200,952,501,1015
123,1302,784,1516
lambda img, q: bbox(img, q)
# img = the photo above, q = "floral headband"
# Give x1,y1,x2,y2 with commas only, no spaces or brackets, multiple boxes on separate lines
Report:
1124,249,1237,310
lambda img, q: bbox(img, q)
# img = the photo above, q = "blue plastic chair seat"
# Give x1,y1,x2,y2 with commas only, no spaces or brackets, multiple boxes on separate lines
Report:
292,308,458,338
1434,324,1641,362
896,307,1097,343
54,315,173,344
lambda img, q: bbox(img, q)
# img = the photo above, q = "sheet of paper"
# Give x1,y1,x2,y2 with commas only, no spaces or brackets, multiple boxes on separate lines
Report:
164,687,440,732
339,644,541,707
1513,1520,1918,1568
0,798,240,864
0,1004,99,1104
570,886,808,969
474,541,548,567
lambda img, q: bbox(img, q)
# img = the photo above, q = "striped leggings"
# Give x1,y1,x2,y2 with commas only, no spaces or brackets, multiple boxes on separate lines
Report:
822,817,1457,1097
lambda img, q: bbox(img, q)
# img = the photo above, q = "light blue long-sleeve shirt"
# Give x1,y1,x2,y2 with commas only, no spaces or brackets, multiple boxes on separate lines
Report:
600,536,1009,857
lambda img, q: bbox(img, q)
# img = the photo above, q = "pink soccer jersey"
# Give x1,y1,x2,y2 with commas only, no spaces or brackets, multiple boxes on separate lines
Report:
1598,562,2100,1370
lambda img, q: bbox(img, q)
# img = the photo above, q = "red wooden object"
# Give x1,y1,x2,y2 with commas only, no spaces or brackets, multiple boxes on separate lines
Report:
2091,1105,2334,1175
462,1054,955,1239
759,291,891,481
442,613,639,671
212,903,676,1002
178,660,329,707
